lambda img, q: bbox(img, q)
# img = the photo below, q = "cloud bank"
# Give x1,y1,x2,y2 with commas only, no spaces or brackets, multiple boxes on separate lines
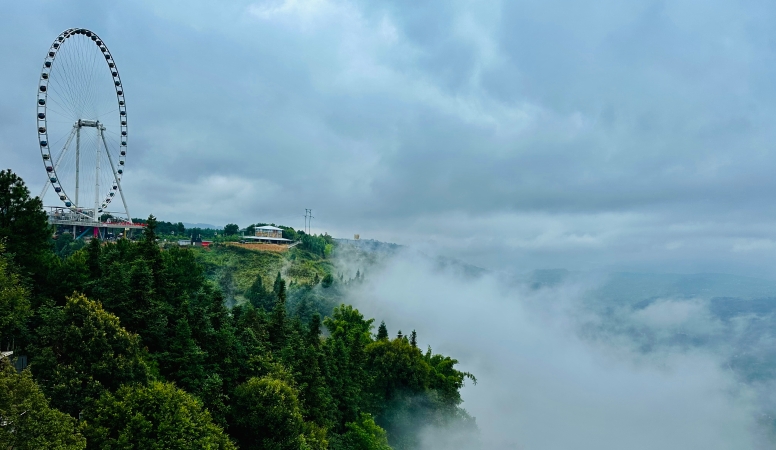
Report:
347,251,771,449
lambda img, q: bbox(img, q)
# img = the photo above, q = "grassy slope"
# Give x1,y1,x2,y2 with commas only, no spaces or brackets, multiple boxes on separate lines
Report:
190,244,336,304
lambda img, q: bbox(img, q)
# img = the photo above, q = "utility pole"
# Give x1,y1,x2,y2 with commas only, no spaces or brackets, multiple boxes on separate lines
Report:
304,209,314,234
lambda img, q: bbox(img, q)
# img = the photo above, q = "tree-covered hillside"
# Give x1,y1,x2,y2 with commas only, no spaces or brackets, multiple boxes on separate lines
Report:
0,170,476,449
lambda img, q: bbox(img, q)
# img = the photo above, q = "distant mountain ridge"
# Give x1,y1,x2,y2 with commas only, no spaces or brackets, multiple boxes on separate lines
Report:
182,222,218,229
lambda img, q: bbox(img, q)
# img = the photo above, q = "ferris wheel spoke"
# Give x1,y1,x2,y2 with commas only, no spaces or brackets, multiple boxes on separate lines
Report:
68,39,86,112
46,127,75,153
70,41,90,116
55,45,83,115
82,46,100,117
46,79,79,119
95,108,119,121
45,106,76,122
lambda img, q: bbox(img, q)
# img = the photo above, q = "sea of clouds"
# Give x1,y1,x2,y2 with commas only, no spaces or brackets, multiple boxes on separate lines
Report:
344,249,775,449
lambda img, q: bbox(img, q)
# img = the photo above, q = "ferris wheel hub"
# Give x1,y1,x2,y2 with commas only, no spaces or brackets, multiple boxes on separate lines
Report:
77,119,100,128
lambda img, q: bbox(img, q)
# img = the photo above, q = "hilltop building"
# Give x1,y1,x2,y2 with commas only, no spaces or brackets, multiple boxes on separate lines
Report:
241,225,291,243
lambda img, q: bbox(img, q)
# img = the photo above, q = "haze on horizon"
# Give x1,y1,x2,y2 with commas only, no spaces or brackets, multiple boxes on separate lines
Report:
3,0,776,277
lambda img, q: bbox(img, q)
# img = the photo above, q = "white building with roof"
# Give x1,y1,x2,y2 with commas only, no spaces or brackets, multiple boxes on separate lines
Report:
241,225,291,243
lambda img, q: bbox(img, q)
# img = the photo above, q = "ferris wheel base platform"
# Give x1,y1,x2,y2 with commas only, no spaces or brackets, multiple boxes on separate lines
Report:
48,218,145,230
45,206,145,229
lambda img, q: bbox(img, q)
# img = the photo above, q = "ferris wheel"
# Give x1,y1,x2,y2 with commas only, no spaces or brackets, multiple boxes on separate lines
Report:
37,28,130,222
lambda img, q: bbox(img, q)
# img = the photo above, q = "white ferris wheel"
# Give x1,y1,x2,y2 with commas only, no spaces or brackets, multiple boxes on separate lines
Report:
36,28,131,224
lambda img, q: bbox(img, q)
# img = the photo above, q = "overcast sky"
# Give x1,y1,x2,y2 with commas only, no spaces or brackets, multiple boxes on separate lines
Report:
3,0,776,276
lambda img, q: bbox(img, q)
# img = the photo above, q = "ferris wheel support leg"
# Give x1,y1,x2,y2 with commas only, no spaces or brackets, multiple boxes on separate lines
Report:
75,124,81,208
40,125,77,199
100,129,132,224
94,127,102,221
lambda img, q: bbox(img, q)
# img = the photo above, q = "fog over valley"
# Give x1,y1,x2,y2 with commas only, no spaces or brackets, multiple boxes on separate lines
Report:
346,250,776,449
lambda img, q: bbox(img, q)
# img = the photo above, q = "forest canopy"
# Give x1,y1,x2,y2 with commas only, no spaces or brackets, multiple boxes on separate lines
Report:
0,169,475,449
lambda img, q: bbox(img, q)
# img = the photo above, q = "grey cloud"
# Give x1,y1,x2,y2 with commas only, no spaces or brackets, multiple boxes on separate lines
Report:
4,0,776,274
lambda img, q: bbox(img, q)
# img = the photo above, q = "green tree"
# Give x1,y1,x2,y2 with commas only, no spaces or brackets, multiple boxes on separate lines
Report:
0,244,30,349
280,226,299,241
81,381,235,450
29,294,151,416
365,338,476,449
0,359,86,450
230,376,307,450
223,224,239,236
140,215,164,289
376,321,388,340
269,277,288,351
273,271,283,294
54,232,85,259
365,337,430,407
246,273,274,312
159,318,206,394
86,236,101,281
323,305,375,428
329,413,391,450
279,318,336,431
321,273,334,288
0,170,52,279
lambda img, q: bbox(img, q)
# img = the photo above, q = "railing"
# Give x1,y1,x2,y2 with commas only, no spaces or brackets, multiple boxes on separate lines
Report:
45,206,144,228
46,206,98,224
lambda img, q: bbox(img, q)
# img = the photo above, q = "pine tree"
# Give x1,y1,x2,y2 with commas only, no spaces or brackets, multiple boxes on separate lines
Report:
410,330,417,348
268,276,287,350
377,321,388,340
273,271,283,294
308,313,322,347
86,235,101,281
246,273,273,312
141,215,158,249
160,318,206,394
140,215,163,289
